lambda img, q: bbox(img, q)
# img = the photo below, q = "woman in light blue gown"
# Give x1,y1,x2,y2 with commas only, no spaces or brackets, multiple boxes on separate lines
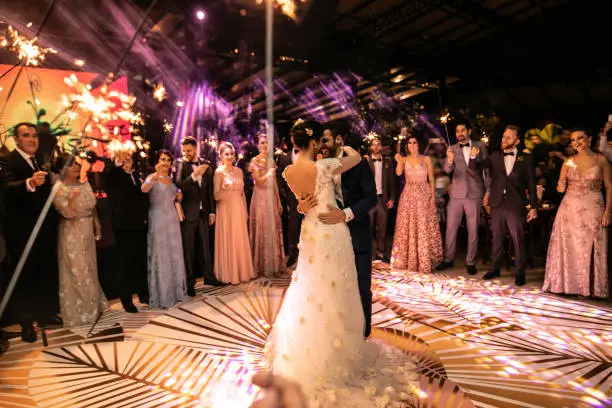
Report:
142,150,188,308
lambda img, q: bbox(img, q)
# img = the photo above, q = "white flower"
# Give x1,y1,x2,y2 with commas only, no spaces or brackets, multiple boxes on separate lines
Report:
364,385,377,397
326,389,337,403
383,386,396,397
367,367,378,377
375,394,391,407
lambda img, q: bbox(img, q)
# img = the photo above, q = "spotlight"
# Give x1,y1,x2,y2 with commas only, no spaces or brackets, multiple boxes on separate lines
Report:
195,10,206,20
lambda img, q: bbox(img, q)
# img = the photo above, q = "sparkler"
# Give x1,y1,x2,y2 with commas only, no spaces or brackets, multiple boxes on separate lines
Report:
0,26,57,66
62,74,142,136
255,0,305,20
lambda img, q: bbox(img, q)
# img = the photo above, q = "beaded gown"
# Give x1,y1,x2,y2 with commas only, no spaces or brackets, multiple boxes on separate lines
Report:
543,162,608,298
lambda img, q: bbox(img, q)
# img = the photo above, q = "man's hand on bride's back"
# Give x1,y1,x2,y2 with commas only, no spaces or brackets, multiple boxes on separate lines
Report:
318,205,346,225
297,194,317,215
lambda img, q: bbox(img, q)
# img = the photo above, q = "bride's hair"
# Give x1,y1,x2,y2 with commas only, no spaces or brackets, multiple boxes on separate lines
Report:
290,119,320,149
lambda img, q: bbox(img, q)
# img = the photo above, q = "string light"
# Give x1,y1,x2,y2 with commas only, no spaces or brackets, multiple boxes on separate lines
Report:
0,25,57,66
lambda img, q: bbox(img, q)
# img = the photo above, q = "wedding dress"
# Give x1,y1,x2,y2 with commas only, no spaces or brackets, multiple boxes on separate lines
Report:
266,158,419,408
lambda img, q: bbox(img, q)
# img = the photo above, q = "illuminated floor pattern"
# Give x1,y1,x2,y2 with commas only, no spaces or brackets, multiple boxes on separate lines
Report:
1,263,611,408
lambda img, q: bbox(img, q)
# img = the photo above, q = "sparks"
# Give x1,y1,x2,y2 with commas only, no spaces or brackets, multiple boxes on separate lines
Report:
0,26,57,66
153,82,167,102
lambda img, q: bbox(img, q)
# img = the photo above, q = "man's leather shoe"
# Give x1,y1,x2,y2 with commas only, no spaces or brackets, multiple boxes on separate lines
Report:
187,287,197,297
483,269,500,280
38,315,63,327
467,265,477,275
515,270,526,286
436,261,453,271
0,331,9,355
123,303,138,313
21,324,37,343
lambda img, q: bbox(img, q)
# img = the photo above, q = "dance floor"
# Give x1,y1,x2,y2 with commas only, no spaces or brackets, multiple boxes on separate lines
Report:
1,262,611,408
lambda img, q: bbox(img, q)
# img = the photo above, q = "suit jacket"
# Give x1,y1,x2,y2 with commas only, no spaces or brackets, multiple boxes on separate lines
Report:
340,158,377,251
0,149,56,244
104,160,148,231
443,140,489,200
174,158,215,222
275,152,292,207
469,150,538,210
366,155,397,204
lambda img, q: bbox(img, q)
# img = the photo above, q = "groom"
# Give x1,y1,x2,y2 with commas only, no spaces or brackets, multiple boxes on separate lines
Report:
301,130,377,337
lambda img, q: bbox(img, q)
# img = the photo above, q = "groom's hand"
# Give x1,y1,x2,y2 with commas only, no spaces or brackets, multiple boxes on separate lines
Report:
318,205,346,224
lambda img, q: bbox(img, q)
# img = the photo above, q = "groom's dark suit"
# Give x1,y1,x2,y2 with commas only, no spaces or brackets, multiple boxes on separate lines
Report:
338,157,377,337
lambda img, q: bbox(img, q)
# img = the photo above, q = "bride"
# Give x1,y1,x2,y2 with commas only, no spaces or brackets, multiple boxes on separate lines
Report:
264,120,418,408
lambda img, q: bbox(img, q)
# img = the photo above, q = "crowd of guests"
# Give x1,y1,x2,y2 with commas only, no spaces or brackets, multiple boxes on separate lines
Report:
0,117,610,349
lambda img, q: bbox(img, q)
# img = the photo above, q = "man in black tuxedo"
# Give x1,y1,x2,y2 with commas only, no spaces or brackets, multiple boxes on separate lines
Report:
175,137,222,294
0,122,59,342
275,144,300,267
366,137,396,261
104,151,149,312
469,125,538,286
315,131,377,337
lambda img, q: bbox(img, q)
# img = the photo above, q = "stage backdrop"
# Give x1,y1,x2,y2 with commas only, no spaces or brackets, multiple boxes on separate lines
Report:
0,64,129,168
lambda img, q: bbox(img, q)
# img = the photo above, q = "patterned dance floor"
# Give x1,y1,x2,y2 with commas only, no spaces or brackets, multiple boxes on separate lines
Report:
1,262,611,408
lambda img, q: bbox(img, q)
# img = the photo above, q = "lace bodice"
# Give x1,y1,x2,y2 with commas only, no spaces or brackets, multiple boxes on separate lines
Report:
403,162,428,184
564,165,602,196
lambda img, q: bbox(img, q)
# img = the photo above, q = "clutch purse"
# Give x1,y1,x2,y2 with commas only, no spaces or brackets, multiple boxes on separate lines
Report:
175,201,185,222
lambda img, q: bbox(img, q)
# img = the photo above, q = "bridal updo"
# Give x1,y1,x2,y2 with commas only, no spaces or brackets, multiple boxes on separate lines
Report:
290,118,320,149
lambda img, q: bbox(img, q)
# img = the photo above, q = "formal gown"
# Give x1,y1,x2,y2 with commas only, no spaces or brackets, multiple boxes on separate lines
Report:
54,181,107,327
391,162,443,273
266,159,418,408
214,165,256,284
144,175,188,308
543,164,608,298
249,156,286,277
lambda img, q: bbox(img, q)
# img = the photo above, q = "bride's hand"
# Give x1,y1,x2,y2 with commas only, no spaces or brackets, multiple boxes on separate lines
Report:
297,193,317,215
250,373,307,408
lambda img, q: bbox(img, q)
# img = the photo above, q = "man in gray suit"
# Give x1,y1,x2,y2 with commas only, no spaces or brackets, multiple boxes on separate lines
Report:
436,122,489,275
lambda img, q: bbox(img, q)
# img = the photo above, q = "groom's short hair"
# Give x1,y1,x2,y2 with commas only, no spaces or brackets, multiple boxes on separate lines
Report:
181,137,197,147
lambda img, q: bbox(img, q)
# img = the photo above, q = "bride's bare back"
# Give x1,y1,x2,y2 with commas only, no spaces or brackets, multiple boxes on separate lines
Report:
283,159,318,199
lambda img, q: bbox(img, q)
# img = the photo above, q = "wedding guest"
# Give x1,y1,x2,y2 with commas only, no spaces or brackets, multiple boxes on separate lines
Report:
105,149,149,312
0,122,60,342
250,135,286,277
175,137,222,293
53,153,107,326
469,125,538,286
214,142,255,284
142,150,188,308
391,135,443,273
437,122,488,275
366,137,396,261
542,129,610,298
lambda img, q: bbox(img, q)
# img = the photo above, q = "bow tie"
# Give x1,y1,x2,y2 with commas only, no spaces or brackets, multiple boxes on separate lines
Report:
459,143,470,148
371,158,382,162
503,152,515,156
188,161,199,165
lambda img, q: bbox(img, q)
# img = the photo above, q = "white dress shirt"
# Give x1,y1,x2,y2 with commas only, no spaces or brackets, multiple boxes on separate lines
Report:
16,147,37,192
503,148,518,176
371,157,383,195
460,140,472,165
332,149,354,222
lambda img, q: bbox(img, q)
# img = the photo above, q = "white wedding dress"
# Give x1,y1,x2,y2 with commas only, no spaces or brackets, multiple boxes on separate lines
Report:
266,158,419,408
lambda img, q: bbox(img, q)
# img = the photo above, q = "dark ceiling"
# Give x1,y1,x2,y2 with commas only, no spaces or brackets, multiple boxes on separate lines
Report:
1,0,610,128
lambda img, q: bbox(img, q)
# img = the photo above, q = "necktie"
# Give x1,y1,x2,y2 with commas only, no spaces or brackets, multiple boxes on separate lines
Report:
30,157,41,171
459,143,470,149
503,152,515,156
371,158,381,162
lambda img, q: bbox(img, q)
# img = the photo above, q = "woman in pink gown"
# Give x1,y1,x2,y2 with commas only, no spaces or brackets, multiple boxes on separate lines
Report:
214,142,256,284
391,136,443,273
543,130,611,298
249,135,286,277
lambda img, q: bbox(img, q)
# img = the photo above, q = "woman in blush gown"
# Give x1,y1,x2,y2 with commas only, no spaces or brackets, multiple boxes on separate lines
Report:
265,120,418,408
53,153,107,327
391,135,443,273
142,150,188,308
249,134,286,278
214,141,256,284
543,129,611,298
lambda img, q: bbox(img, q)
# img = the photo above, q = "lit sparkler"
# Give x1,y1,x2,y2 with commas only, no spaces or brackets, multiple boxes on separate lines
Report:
62,74,142,136
152,82,167,102
0,26,57,66
565,157,577,169
439,112,451,124
255,0,304,20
